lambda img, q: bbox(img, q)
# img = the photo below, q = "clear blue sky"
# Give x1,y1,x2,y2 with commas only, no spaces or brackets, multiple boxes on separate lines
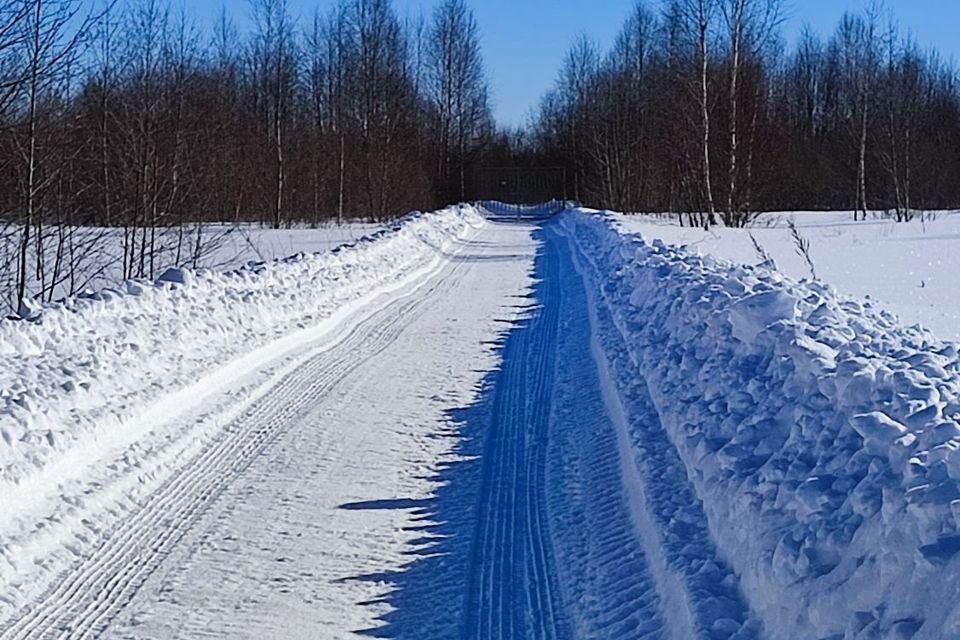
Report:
188,0,960,128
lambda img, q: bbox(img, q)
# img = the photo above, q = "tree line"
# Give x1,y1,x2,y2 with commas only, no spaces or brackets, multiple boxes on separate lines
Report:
2,0,959,313
531,0,960,226
0,0,493,312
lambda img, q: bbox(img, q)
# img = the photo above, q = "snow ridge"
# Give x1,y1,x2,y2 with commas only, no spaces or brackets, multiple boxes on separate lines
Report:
0,205,482,499
563,209,960,640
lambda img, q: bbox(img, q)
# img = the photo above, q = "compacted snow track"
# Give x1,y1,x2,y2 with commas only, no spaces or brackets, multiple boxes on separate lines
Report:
3,230,485,640
460,225,677,640
546,226,665,639
1,210,767,639
462,230,569,639
16,293,438,637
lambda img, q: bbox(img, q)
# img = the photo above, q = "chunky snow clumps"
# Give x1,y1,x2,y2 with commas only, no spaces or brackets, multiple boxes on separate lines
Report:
0,206,483,492
564,209,960,640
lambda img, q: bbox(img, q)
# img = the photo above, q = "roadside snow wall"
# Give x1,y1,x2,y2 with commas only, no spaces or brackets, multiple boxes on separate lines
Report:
563,209,960,640
0,205,483,493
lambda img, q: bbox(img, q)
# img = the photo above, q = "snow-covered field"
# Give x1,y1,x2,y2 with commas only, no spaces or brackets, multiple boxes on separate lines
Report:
616,211,960,342
0,221,382,312
209,221,384,267
2,202,959,639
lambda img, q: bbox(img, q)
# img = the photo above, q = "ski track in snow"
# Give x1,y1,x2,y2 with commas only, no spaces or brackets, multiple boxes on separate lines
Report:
462,227,570,639
3,233,480,640
0,208,764,640
545,226,665,639
20,203,958,639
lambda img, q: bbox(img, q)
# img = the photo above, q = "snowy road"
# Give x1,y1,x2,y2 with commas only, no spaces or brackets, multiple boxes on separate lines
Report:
2,214,758,639
462,228,570,639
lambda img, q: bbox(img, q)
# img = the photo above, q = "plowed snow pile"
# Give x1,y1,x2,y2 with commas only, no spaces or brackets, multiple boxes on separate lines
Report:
565,209,960,640
0,205,482,495
615,210,960,342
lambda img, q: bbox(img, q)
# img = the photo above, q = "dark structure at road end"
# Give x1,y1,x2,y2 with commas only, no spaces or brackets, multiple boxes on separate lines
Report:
474,167,567,204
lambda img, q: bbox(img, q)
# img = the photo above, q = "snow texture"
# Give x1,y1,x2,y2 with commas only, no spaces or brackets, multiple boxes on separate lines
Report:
0,205,481,503
615,211,960,342
564,208,960,640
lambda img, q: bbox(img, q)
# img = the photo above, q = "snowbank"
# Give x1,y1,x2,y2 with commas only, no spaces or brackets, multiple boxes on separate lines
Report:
564,209,960,639
0,206,483,496
615,210,960,342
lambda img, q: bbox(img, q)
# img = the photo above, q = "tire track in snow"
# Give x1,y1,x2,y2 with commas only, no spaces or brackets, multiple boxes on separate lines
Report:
460,224,672,639
545,225,665,639
1,241,476,640
564,225,760,640
462,230,571,640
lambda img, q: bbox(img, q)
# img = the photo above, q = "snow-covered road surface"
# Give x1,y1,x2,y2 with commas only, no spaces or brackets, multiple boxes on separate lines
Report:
4,205,959,639
1,218,537,638
4,207,745,639
462,228,570,639
1,214,688,639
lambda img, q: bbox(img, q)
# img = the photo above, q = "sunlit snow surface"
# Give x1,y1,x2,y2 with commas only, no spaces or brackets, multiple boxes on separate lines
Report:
615,211,960,343
0,207,484,633
569,209,960,639
4,204,960,640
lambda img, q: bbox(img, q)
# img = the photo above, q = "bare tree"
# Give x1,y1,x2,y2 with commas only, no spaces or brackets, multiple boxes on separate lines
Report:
691,0,717,225
719,0,782,226
249,0,294,229
14,0,91,312
427,0,491,202
831,9,878,220
557,35,598,202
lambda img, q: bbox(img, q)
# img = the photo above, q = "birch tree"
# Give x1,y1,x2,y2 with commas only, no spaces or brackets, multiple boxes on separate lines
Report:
719,0,782,226
249,0,294,229
427,0,491,202
14,0,90,312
